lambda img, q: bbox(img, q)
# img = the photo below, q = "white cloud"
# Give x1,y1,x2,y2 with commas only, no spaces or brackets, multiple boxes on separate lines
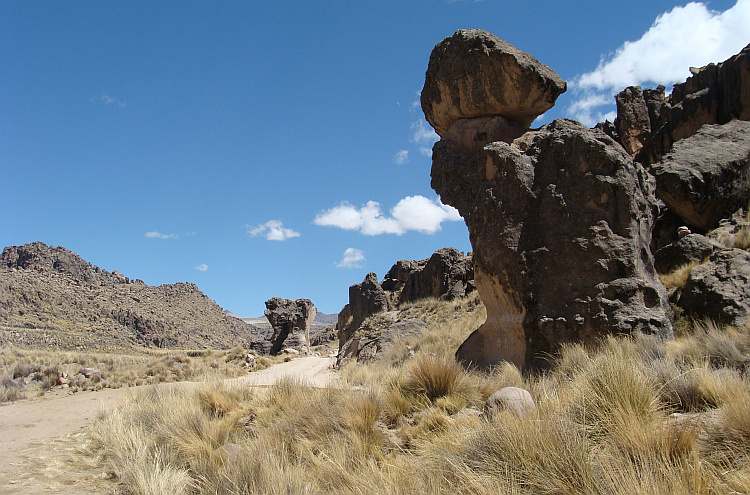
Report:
409,90,422,113
314,195,462,236
337,248,365,269
411,119,439,146
394,149,409,165
97,92,126,107
567,94,619,127
195,264,208,272
247,220,300,241
419,147,433,158
145,231,177,239
567,0,750,126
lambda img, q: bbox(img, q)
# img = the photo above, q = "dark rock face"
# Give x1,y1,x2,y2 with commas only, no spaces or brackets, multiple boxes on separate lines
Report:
381,260,422,293
611,44,750,165
264,297,317,355
651,120,750,232
397,248,474,304
615,86,652,157
678,249,750,327
336,273,388,358
432,118,673,369
421,29,566,137
654,234,725,274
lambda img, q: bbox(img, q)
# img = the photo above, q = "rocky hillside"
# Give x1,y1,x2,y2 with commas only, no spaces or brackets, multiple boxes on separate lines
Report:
0,242,263,351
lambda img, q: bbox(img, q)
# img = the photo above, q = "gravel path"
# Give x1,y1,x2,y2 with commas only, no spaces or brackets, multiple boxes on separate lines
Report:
0,356,339,494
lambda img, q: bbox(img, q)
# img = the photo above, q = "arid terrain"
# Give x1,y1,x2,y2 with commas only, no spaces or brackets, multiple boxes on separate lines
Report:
0,355,337,494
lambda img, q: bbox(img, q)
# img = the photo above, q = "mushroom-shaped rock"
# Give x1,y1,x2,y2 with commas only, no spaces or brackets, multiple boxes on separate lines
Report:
421,29,566,137
264,297,316,356
432,119,673,370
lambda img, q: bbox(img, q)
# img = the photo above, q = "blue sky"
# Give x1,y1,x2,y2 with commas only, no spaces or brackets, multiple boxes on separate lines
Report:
2,1,748,316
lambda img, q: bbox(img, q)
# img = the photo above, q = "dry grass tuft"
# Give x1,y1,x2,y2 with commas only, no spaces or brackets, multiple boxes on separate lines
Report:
660,260,703,289
401,353,468,401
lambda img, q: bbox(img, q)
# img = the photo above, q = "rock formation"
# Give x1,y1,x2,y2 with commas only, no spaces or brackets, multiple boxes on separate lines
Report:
386,247,474,305
422,30,566,137
264,297,317,355
654,234,725,275
424,30,672,370
678,249,750,327
1,242,143,287
650,120,750,232
612,43,750,166
336,248,475,366
605,44,750,327
336,272,389,357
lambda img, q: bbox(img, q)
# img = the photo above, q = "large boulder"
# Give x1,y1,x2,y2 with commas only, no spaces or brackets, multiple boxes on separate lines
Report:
678,249,750,327
264,297,316,355
421,29,566,137
432,118,673,370
650,120,750,232
654,233,725,275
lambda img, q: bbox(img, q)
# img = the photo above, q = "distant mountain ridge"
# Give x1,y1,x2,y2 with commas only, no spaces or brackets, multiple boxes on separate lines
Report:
0,242,264,351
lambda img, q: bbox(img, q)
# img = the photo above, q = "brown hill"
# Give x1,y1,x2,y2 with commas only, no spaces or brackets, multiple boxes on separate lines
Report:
0,242,263,351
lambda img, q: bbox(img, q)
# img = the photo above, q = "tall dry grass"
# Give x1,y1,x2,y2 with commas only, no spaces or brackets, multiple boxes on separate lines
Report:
0,346,262,402
86,295,750,494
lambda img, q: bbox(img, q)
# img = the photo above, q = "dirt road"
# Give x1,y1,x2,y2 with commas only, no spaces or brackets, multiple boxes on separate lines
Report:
0,356,338,494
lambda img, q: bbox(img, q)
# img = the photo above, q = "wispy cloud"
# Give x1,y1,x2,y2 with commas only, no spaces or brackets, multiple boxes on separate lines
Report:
567,0,750,126
314,195,462,236
411,118,439,146
394,149,409,165
246,220,300,241
195,264,208,272
337,248,365,269
145,231,177,239
94,92,126,108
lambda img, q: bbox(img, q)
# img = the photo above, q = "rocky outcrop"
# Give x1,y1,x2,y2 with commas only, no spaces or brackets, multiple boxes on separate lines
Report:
390,248,474,305
339,316,427,366
654,234,725,274
336,273,388,357
614,86,654,157
678,249,750,327
1,242,144,287
381,260,422,293
611,44,750,165
264,297,317,355
431,117,672,370
336,248,475,366
650,120,750,232
421,29,566,141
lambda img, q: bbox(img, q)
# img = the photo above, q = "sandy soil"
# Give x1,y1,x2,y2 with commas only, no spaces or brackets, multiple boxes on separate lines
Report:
0,356,338,494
